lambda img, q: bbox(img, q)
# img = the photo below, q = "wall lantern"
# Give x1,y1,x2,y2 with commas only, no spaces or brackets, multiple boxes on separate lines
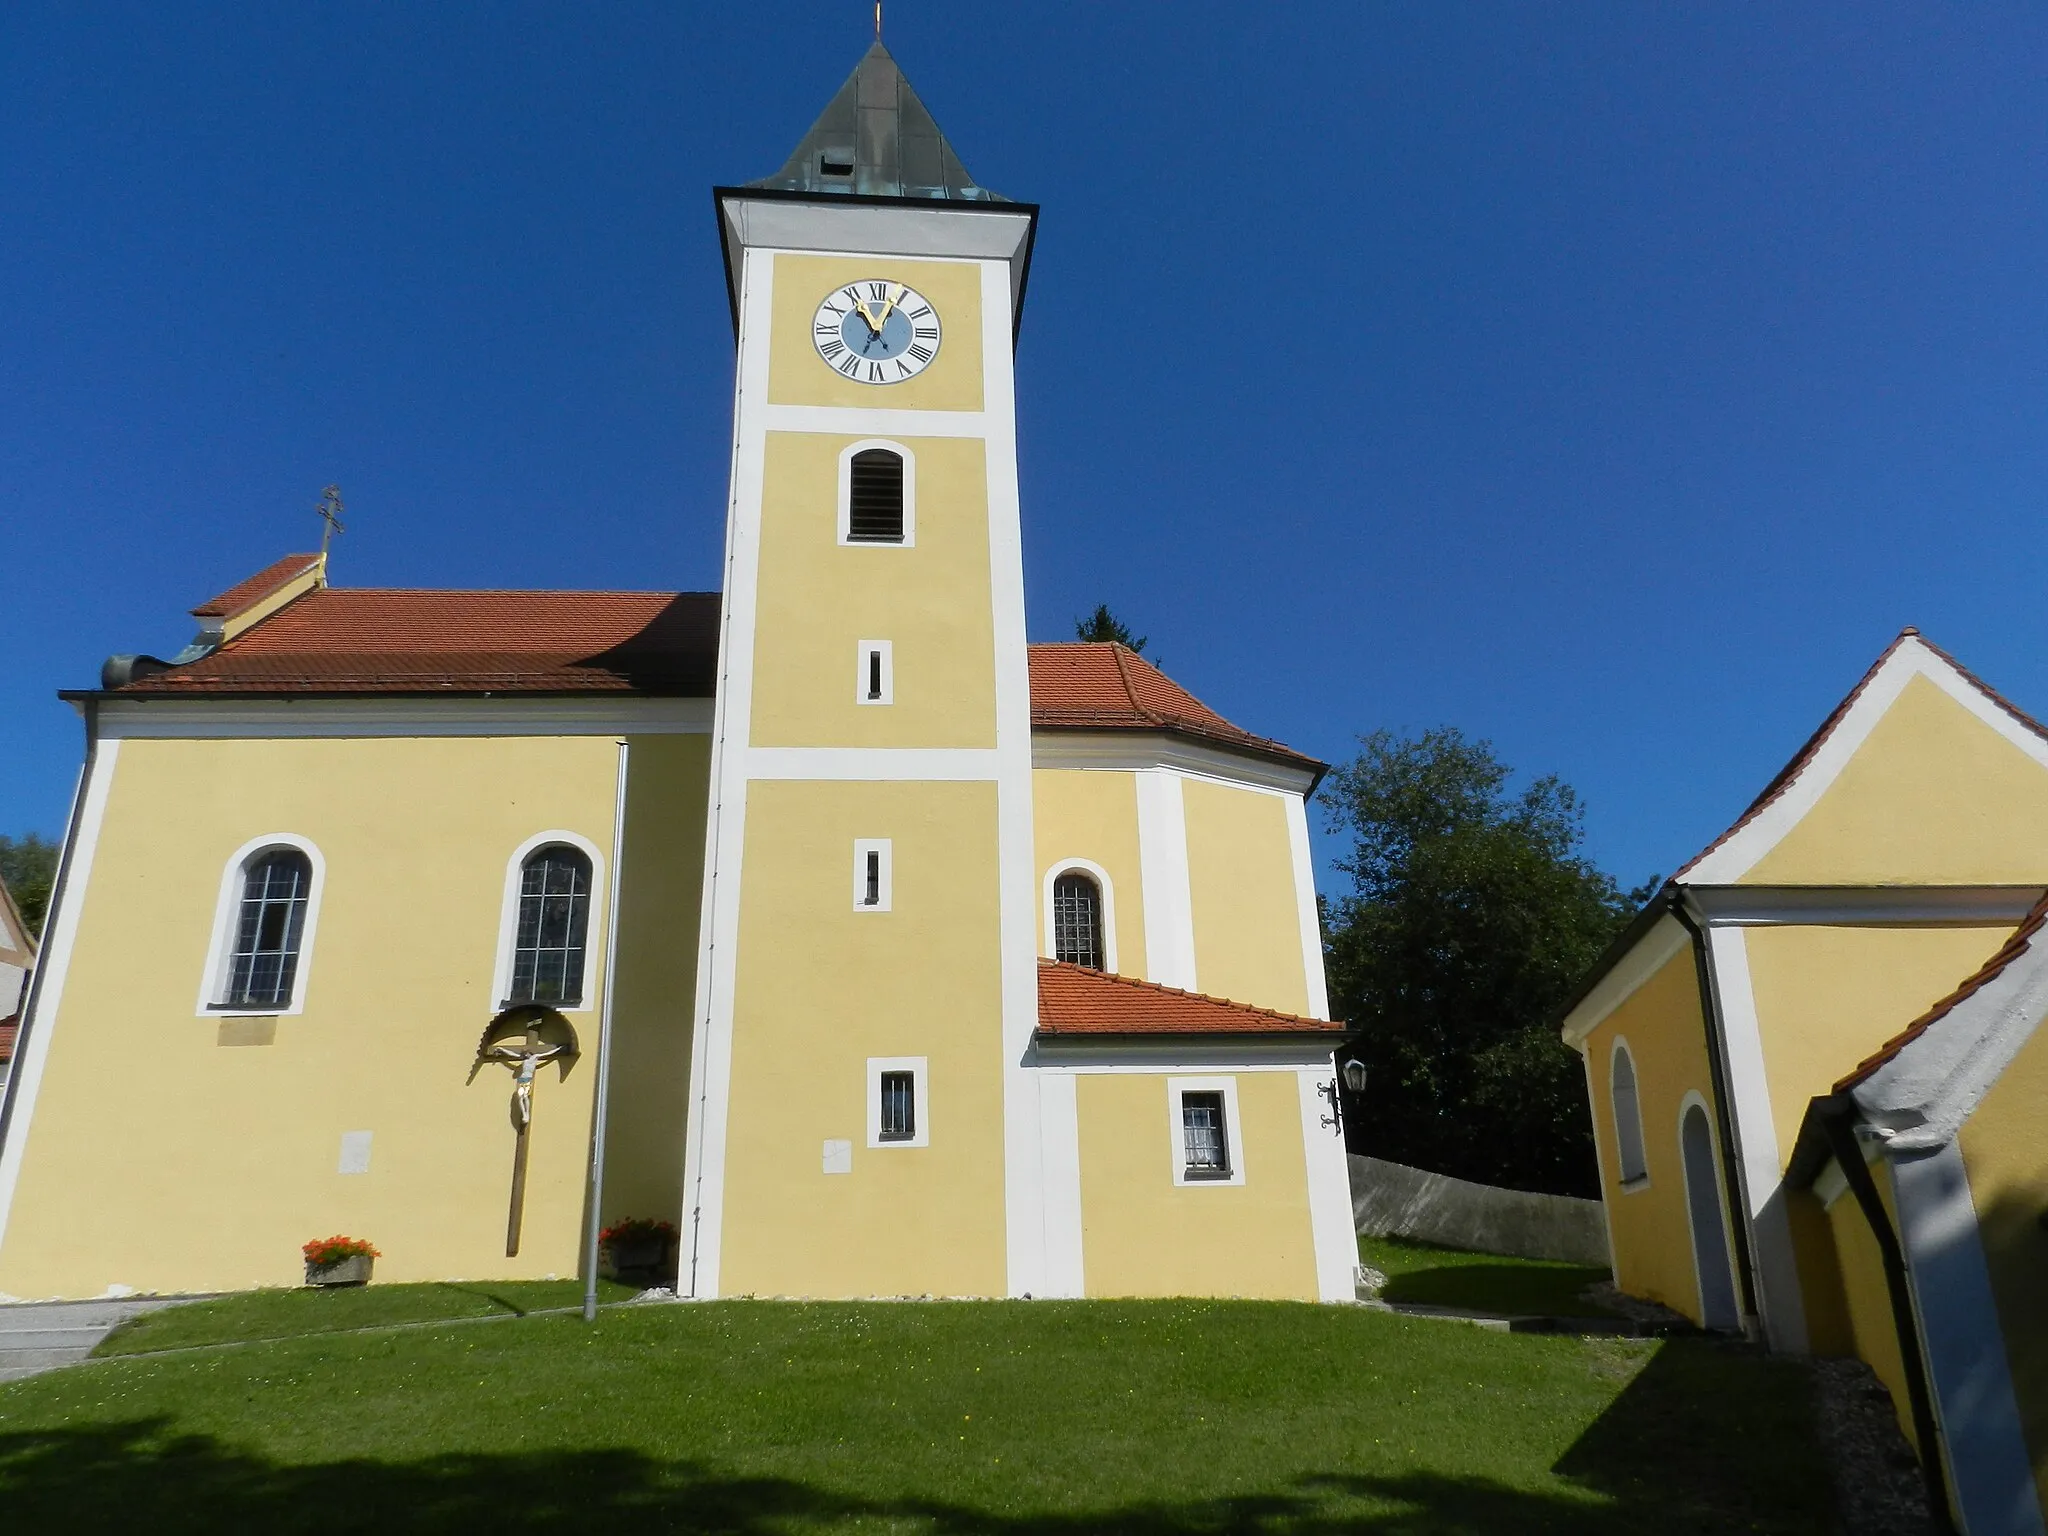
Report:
1341,1058,1369,1095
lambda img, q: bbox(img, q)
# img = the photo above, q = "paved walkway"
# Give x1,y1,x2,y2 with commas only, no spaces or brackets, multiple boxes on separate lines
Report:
0,1297,196,1383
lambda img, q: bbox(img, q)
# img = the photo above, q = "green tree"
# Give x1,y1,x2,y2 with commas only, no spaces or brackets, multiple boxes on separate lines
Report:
0,832,60,941
1321,728,1653,1197
1074,604,1147,654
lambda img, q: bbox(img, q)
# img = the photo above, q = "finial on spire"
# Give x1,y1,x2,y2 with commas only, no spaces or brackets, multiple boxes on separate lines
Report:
875,2,882,39
315,484,346,558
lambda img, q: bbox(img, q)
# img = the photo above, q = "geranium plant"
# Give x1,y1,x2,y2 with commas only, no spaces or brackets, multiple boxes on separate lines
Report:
599,1218,677,1246
302,1235,381,1267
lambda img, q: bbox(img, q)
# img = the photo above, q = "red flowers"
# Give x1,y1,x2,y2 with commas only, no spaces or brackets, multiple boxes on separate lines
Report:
302,1235,381,1266
599,1218,678,1246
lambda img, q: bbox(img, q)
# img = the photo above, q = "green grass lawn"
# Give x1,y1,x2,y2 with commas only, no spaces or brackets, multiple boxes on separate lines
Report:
0,1286,1830,1533
1357,1235,1617,1320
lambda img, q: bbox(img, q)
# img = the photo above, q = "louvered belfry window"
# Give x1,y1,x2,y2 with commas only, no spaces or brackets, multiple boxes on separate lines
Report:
510,845,593,1005
1052,871,1104,970
225,849,312,1008
847,449,905,542
1182,1092,1230,1178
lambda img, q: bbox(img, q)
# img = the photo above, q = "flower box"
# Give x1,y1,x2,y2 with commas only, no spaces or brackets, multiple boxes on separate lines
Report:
600,1218,679,1288
305,1253,374,1287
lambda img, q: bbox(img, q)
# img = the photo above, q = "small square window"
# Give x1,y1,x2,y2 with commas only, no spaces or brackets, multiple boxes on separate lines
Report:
1181,1092,1230,1179
879,1071,915,1141
867,1056,928,1148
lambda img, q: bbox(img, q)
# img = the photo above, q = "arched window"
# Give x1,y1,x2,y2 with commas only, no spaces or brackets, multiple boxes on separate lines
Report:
224,848,313,1009
509,845,593,1006
846,448,905,543
1611,1041,1649,1185
1052,871,1105,970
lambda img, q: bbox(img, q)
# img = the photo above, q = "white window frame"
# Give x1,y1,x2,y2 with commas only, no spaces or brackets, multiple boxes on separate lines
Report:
195,832,327,1018
1167,1075,1246,1187
1610,1036,1650,1190
852,838,893,912
836,438,916,548
867,1055,929,1149
855,639,894,706
1042,858,1119,973
491,830,607,1015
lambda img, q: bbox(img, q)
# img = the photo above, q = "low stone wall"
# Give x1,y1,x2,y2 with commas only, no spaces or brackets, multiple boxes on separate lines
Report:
1349,1154,1610,1268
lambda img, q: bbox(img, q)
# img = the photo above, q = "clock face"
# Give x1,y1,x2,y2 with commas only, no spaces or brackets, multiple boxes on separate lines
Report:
813,280,942,385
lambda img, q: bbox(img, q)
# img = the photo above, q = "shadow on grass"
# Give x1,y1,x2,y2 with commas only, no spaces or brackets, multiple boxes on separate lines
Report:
0,1341,1830,1534
1374,1264,1609,1319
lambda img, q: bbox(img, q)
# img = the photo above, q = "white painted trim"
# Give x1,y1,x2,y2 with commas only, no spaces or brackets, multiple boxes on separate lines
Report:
1686,884,2045,927
744,746,999,781
715,202,1035,309
1134,769,1196,990
852,839,893,912
1579,1048,1622,1270
1609,1036,1650,1186
865,1056,930,1149
1042,858,1119,973
0,739,120,1259
1893,1143,2048,1536
1687,637,2048,884
98,696,713,740
1812,1156,1850,1212
193,832,328,1018
489,830,608,1015
1560,912,1691,1046
1678,1088,1742,1331
1031,730,1318,796
1032,1039,1346,1071
762,404,991,439
1298,1066,1359,1301
856,640,894,706
1167,1075,1246,1187
1284,795,1329,1019
1035,1069,1084,1297
835,438,917,548
1700,924,1808,1350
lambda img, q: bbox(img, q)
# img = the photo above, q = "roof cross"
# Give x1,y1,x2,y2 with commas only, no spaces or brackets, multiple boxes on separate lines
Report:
315,484,346,557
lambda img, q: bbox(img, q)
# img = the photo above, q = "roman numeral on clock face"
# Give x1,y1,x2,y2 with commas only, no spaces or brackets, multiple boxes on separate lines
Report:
907,344,933,363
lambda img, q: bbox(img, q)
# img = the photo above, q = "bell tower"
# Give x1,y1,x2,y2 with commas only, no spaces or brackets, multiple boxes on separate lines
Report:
679,44,1061,1298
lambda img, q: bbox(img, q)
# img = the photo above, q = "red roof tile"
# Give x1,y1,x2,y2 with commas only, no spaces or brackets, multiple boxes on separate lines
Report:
190,553,325,619
115,588,721,696
1834,894,2048,1093
1676,628,2048,880
1035,960,1344,1039
1027,643,1323,772
0,1017,16,1064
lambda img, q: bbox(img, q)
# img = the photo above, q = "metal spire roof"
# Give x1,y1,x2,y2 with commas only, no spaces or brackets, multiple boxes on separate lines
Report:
749,41,1006,202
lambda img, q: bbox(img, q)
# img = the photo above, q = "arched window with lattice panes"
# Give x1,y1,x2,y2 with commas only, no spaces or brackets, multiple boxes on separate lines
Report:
1611,1041,1649,1184
508,845,594,1006
1052,870,1105,970
222,847,313,1008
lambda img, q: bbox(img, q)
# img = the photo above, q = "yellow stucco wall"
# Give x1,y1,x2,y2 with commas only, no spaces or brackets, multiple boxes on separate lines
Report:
1032,768,1147,975
598,735,711,1229
1182,779,1308,1015
1075,1071,1317,1298
1958,1019,2048,1505
1582,942,1719,1322
717,779,1007,1298
1821,1171,1921,1452
0,734,623,1297
750,431,996,751
1743,924,2010,1169
766,253,984,413
1744,675,2048,886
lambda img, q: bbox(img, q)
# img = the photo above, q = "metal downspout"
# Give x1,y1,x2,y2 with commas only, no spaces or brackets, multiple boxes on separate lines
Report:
1672,894,1762,1330
0,698,97,1163
1818,1101,1955,1534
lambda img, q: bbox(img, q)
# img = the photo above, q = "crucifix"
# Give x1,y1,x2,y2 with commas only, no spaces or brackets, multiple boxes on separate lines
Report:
468,1011,579,1257
315,484,346,557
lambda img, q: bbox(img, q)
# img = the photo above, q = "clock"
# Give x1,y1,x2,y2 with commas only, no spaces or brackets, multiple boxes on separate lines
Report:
812,280,942,384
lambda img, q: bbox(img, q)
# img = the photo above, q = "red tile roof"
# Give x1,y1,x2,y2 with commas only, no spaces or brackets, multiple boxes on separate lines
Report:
1027,643,1323,772
1676,628,2048,880
190,553,325,619
1035,960,1344,1039
115,588,721,696
1834,894,2048,1092
0,1017,16,1064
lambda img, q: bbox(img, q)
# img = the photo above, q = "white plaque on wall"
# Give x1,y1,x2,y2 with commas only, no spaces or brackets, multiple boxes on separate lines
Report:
338,1130,373,1175
821,1138,852,1175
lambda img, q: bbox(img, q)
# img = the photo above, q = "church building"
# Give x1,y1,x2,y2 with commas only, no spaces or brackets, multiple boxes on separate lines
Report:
0,44,1357,1305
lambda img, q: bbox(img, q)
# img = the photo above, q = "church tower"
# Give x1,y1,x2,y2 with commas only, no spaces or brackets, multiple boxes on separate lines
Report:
679,44,1055,1297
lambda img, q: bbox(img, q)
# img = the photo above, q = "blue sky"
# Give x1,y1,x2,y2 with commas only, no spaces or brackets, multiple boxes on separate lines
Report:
4,3,2045,894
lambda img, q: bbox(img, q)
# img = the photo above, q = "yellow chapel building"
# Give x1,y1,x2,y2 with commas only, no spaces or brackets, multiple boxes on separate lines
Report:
0,44,1357,1307
1561,629,2048,1532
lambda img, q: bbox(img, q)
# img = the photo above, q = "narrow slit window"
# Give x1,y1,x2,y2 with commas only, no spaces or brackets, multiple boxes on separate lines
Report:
867,649,884,700
864,851,881,906
853,839,891,911
857,641,892,705
223,849,312,1008
1181,1092,1230,1179
846,449,905,543
879,1071,916,1142
509,845,593,1005
1612,1044,1649,1184
1052,872,1105,969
